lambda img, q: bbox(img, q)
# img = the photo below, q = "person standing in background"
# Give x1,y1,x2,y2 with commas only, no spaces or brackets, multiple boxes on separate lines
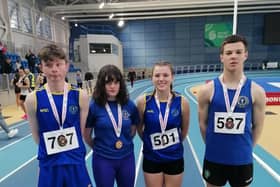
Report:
25,44,92,187
84,71,94,94
25,49,36,73
16,67,30,120
127,68,136,88
76,70,83,88
136,61,190,187
197,34,266,187
84,64,140,187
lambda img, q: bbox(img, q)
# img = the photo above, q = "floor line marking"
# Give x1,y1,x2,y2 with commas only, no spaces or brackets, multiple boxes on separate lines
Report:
0,155,37,183
186,136,206,186
253,153,280,183
0,121,28,134
0,134,32,152
134,145,143,187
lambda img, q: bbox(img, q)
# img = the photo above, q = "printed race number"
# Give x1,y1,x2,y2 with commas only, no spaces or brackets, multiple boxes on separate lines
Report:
43,127,79,155
214,112,246,134
150,128,180,150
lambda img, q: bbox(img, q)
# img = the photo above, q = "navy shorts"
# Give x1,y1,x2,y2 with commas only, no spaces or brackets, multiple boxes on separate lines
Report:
143,157,184,175
38,164,92,187
203,159,253,187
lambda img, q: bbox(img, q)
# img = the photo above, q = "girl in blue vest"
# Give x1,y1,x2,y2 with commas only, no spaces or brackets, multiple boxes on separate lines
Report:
137,61,190,187
84,64,140,187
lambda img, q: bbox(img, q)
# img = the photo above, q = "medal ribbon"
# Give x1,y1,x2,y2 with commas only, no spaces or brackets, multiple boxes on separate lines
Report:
45,83,68,129
221,75,245,114
154,93,172,133
105,103,122,137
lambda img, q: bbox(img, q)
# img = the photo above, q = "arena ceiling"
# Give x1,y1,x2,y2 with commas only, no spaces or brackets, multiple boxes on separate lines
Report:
41,0,280,22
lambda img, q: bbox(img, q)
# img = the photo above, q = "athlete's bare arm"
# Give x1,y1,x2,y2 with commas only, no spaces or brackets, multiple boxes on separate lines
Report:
25,91,39,144
197,81,214,143
251,82,266,146
79,89,89,137
136,95,145,140
181,96,190,140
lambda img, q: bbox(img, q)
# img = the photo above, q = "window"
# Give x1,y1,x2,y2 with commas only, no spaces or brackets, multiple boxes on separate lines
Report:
89,43,111,54
8,0,20,29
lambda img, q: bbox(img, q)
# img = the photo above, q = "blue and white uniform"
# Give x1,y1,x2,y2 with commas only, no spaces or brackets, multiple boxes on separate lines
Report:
35,84,91,187
142,93,184,162
205,78,253,165
86,99,139,187
86,99,139,159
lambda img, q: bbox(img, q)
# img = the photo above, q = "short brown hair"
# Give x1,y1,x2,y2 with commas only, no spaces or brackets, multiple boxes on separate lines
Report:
220,34,248,54
38,44,68,64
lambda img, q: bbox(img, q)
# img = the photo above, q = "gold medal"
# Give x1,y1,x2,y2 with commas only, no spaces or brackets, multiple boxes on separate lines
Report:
57,135,67,147
115,140,123,149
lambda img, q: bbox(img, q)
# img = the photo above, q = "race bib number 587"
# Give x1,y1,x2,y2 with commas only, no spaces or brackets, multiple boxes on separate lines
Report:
214,112,246,134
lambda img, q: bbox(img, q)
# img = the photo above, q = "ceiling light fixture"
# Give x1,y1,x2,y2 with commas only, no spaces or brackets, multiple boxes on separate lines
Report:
109,13,114,20
118,19,125,27
99,2,105,9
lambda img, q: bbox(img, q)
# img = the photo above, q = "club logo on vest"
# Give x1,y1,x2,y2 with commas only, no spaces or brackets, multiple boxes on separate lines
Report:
69,105,78,114
237,96,249,108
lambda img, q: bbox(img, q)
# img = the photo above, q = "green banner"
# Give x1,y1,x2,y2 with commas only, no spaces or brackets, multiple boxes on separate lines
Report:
204,23,233,47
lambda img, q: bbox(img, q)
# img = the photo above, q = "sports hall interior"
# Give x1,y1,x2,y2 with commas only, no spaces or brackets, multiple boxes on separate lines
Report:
0,0,280,187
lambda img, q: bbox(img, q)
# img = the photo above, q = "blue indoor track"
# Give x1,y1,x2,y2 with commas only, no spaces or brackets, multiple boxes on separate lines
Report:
0,70,280,187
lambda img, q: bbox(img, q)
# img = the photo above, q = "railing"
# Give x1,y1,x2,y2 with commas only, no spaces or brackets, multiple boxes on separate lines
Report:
0,62,273,92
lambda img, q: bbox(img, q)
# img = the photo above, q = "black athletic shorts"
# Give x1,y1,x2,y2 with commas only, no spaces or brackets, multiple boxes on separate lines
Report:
203,159,253,187
143,157,184,175
19,95,27,101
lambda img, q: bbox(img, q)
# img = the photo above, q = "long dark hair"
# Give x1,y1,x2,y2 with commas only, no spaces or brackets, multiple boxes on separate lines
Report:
93,64,129,106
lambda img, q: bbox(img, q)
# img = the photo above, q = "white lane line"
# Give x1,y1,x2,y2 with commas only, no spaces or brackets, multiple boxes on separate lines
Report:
253,153,280,183
186,136,206,186
0,155,37,183
184,84,280,184
134,144,143,187
0,134,32,152
0,121,28,134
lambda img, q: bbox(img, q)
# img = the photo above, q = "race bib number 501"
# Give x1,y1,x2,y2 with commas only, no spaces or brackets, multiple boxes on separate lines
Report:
150,128,180,150
43,127,79,155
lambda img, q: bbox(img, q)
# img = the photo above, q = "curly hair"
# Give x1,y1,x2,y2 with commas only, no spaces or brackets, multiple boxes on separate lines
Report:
93,64,129,106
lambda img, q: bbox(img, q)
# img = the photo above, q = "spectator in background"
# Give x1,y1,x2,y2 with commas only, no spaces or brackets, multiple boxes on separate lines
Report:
0,41,7,54
25,68,35,91
11,71,21,108
16,67,30,120
0,104,18,138
1,53,12,74
76,70,83,88
84,71,94,94
127,68,136,88
25,49,36,73
142,70,145,79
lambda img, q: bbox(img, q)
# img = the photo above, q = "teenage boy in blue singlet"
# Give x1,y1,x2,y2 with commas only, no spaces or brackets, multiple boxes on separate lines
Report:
25,44,92,187
198,35,266,187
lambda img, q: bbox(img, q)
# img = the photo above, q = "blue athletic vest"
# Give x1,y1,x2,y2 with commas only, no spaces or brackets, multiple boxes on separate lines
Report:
205,78,253,165
36,84,86,167
142,93,184,162
86,99,140,159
